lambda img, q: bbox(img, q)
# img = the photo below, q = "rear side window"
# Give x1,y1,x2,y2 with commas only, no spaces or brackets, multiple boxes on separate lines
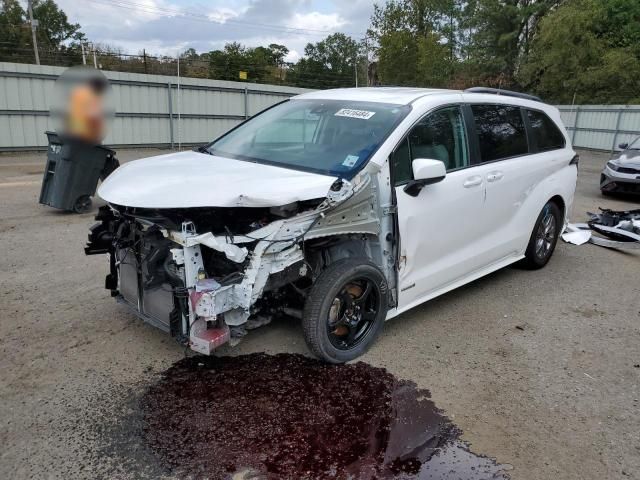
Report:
526,110,565,151
471,105,528,162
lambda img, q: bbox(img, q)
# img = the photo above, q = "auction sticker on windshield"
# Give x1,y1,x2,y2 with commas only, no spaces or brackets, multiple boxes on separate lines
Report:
335,108,376,120
342,154,359,167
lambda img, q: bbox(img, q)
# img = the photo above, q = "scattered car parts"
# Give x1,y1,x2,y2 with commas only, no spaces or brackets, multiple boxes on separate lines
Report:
563,208,640,250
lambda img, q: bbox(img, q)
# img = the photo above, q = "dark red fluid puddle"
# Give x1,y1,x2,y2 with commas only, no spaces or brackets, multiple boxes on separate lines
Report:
141,353,510,479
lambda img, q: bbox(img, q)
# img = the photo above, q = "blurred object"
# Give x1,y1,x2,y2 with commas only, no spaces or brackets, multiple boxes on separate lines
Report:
66,70,106,142
50,66,113,144
41,66,118,213
39,131,118,214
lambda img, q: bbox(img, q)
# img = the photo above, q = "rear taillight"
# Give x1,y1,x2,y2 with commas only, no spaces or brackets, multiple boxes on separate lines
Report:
569,154,579,167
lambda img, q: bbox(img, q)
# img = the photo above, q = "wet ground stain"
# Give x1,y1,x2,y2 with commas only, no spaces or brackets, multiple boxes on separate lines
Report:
141,353,511,480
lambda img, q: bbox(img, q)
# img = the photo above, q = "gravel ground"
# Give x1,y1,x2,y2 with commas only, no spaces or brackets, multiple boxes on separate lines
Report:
0,148,638,479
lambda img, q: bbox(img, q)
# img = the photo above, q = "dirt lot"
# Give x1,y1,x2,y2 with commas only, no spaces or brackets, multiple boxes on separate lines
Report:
0,148,638,479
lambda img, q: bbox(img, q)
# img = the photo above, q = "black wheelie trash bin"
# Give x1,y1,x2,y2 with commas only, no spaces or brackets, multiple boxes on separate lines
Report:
39,131,119,213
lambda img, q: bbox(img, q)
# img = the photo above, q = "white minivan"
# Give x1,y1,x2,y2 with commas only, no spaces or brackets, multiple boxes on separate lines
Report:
86,87,578,363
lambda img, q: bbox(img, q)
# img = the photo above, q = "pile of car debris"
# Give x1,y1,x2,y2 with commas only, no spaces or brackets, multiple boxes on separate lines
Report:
563,208,640,249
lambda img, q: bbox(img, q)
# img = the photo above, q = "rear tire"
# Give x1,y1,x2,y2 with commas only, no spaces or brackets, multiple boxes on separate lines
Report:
519,201,561,270
302,259,387,364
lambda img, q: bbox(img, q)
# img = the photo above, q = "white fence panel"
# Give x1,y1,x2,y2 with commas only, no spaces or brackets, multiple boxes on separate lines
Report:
557,105,640,151
0,62,310,150
2,62,639,153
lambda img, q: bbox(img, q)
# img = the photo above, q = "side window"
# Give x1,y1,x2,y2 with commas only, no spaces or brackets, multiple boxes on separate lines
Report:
391,138,412,185
391,106,469,186
471,104,528,162
526,110,565,151
408,106,469,171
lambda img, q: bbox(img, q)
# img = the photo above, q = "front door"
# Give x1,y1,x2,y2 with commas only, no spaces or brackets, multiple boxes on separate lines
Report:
392,105,489,311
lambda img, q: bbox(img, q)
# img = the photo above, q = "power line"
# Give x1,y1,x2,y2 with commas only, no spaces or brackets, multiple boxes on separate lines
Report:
85,0,365,37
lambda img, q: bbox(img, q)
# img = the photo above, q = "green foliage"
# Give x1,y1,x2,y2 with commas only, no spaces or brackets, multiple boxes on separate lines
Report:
288,33,361,89
2,0,639,102
32,0,83,47
518,0,640,103
369,0,460,87
0,0,29,62
465,0,557,80
0,0,84,65
202,42,290,83
377,29,419,86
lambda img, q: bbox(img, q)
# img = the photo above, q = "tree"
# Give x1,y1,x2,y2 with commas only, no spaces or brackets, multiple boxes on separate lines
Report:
368,0,455,87
268,44,289,65
0,0,85,65
1,0,31,62
32,0,84,48
304,33,359,77
518,0,640,103
464,0,563,83
288,33,361,89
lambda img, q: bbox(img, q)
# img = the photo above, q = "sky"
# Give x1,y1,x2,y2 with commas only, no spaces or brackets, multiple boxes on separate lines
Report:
52,0,379,62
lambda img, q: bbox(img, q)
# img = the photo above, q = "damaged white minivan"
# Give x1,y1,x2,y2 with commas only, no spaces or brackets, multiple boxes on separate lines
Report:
86,87,577,363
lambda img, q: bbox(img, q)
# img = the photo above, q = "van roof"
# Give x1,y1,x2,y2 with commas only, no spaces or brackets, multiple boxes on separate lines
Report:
293,87,458,105
293,87,545,107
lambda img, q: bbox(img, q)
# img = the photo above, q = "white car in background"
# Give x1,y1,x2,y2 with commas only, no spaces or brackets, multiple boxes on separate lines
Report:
601,136,640,195
86,87,578,363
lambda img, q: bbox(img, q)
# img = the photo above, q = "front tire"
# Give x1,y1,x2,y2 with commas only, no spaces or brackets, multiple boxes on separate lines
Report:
520,201,561,269
302,259,388,363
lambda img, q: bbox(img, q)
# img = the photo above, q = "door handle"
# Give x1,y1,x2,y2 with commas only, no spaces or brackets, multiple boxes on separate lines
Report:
463,175,483,188
487,171,504,182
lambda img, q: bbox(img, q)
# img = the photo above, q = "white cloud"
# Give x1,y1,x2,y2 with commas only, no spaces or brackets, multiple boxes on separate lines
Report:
51,0,378,58
207,7,242,24
289,11,347,32
284,49,301,63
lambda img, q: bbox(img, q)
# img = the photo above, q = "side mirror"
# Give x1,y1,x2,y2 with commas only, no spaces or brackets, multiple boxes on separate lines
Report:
403,158,446,197
618,143,629,150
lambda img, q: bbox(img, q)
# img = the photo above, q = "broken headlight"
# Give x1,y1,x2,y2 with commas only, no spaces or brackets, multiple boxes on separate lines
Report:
606,161,620,172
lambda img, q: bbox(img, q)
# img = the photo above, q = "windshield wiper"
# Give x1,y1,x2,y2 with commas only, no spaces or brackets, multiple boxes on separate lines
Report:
193,145,213,155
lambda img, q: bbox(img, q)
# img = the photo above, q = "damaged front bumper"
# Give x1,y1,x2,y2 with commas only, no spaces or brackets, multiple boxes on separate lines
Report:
85,176,376,355
600,165,640,195
86,205,318,354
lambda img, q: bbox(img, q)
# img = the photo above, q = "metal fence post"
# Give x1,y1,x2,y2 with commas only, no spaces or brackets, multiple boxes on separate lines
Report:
611,108,623,153
167,82,174,149
571,106,580,145
244,86,248,119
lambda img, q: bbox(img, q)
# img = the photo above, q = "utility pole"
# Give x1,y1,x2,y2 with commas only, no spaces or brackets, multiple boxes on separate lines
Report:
354,56,358,88
81,43,86,65
27,0,40,65
143,49,148,74
177,53,181,150
92,44,97,68
364,36,370,86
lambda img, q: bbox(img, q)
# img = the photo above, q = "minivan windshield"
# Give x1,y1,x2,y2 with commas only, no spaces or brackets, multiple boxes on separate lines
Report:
206,99,410,177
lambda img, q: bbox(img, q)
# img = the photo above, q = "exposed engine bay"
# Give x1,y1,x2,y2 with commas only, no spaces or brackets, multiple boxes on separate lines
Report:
86,173,396,355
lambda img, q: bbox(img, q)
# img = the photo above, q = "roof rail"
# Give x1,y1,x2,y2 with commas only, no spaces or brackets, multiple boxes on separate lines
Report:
464,87,543,103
